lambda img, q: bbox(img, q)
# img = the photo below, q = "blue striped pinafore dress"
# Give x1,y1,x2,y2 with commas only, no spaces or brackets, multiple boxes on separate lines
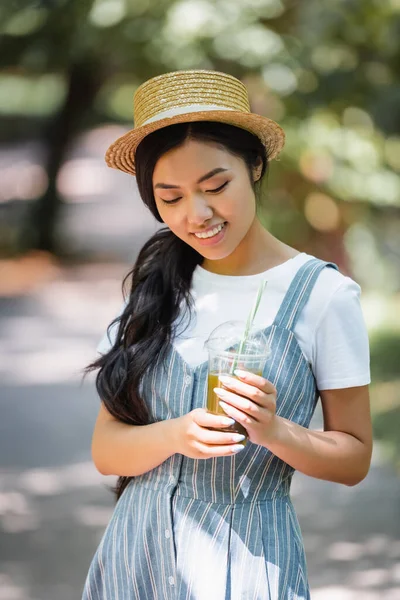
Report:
83,258,338,600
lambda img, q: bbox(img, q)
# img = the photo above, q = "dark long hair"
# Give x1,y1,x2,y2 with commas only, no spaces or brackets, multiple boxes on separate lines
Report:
84,121,268,501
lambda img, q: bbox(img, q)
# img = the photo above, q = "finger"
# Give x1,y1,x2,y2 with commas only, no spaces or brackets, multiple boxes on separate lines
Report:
233,370,276,395
192,408,237,429
199,443,246,457
218,399,255,427
214,388,263,420
197,428,247,446
218,375,273,409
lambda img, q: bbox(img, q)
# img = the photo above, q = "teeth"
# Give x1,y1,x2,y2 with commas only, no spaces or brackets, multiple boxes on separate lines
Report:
195,223,225,239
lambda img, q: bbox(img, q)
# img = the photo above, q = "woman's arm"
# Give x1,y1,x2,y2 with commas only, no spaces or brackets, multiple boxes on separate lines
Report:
265,385,373,486
92,402,248,477
91,403,179,476
215,371,372,486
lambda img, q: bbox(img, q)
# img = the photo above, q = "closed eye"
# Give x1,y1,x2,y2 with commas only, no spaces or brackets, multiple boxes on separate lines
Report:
161,181,229,204
206,181,228,194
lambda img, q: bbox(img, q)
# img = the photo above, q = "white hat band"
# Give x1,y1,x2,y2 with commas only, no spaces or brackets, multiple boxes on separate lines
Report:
142,104,237,126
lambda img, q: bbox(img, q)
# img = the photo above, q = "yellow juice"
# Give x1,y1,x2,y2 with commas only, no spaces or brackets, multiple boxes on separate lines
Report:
206,370,262,445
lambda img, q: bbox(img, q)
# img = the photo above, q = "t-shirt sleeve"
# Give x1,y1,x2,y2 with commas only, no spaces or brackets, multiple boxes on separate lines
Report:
312,278,371,390
96,301,127,355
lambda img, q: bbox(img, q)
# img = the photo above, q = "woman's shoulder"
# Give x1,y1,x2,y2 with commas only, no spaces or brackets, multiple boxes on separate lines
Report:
294,253,364,336
299,252,361,298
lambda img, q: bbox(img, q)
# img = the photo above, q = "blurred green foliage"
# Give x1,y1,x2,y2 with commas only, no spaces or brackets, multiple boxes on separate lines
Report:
369,329,400,471
1,0,399,267
370,330,400,383
373,401,400,471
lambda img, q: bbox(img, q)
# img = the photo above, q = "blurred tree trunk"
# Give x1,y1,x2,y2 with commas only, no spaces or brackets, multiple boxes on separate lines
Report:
21,60,102,255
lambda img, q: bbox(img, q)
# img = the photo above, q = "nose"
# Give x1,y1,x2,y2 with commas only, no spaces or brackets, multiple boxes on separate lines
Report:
186,194,213,226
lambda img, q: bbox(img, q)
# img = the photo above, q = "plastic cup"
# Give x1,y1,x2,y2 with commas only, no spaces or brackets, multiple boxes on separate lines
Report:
204,321,271,446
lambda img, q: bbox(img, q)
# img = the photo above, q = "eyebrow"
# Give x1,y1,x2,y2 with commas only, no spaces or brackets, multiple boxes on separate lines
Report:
154,168,229,190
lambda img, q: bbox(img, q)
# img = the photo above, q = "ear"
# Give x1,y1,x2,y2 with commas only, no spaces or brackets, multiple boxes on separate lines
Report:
252,158,263,182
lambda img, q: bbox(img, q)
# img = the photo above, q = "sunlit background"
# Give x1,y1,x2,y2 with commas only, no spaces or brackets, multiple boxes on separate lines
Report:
1,1,399,598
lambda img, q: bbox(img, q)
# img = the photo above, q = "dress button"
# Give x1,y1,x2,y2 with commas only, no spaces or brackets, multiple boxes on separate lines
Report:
165,529,171,539
185,375,192,385
168,576,175,586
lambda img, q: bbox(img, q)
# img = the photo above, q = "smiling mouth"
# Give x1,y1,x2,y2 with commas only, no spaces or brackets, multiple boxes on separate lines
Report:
193,222,227,239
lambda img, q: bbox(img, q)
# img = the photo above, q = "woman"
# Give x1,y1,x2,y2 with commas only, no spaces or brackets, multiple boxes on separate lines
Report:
82,70,372,599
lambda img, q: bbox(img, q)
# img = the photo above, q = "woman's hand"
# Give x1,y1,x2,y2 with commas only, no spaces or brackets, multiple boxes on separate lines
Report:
173,408,247,459
213,369,277,447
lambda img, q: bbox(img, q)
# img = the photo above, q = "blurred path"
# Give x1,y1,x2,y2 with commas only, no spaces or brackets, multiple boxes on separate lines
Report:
0,262,399,600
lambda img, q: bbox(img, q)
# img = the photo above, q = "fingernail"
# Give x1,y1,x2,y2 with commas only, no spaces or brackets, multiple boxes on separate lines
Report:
221,417,235,426
219,375,233,384
234,369,247,378
232,434,246,442
232,445,245,453
214,387,226,397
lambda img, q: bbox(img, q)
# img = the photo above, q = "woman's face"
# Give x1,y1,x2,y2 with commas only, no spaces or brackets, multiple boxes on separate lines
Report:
152,138,258,263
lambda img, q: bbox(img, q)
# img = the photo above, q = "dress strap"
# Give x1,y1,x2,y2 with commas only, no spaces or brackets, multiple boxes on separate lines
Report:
272,258,339,332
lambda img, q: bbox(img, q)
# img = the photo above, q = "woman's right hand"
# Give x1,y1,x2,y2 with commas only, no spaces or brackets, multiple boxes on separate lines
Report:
171,408,246,459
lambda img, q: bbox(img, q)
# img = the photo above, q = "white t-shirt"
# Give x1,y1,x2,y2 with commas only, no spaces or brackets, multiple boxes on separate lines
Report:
96,253,371,391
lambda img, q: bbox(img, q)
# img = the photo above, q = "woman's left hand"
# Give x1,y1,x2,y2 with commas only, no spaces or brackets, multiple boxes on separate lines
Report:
214,369,277,447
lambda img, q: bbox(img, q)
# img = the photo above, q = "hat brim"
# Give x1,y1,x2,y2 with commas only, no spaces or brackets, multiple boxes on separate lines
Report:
105,110,285,176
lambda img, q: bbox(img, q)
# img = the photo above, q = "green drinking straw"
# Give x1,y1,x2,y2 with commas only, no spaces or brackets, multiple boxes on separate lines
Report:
229,279,268,375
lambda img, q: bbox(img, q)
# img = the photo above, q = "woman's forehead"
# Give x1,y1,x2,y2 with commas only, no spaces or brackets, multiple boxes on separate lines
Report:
153,140,239,183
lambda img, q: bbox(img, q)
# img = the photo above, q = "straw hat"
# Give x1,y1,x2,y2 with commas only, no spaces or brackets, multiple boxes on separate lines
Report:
105,69,285,176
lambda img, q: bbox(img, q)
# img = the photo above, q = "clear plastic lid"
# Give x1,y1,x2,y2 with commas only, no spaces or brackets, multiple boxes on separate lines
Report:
204,320,270,358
